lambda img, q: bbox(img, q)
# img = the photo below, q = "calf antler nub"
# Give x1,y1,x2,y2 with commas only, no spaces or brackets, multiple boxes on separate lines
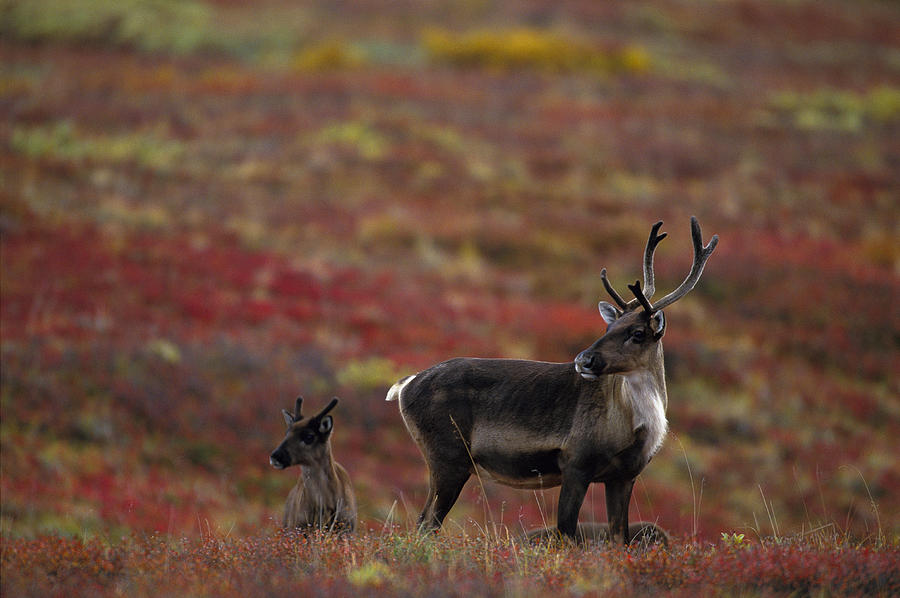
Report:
316,398,339,420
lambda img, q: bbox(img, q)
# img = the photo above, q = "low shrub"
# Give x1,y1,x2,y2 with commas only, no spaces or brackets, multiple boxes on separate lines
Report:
0,0,212,54
422,28,650,75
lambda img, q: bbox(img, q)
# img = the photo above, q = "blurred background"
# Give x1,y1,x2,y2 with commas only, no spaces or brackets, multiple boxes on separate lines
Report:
1,0,897,542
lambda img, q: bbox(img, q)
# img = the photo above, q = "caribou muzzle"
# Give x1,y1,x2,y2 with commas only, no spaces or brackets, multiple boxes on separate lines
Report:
574,350,602,380
269,449,288,470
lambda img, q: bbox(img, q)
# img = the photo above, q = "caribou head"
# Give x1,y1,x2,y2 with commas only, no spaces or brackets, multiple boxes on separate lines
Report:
269,397,339,469
575,217,718,379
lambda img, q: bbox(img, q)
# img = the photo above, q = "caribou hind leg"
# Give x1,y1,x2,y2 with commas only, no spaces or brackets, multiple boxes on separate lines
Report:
417,464,470,532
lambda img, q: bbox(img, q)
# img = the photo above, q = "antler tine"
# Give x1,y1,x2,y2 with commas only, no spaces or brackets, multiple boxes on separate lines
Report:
650,216,719,312
641,221,667,301
601,268,629,310
627,280,654,314
602,222,667,312
316,397,339,419
293,396,304,419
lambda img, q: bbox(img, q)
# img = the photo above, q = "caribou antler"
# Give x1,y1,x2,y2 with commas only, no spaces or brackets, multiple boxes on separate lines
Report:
646,216,718,313
603,217,717,315
641,221,667,301
602,221,667,311
627,280,654,314
316,398,339,420
601,268,629,311
282,396,305,427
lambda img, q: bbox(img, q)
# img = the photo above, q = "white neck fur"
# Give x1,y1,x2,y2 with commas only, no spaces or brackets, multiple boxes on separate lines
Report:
623,370,668,460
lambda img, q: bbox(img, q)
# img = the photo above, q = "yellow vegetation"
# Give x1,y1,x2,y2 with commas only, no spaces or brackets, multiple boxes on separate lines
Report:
423,28,650,75
293,40,366,72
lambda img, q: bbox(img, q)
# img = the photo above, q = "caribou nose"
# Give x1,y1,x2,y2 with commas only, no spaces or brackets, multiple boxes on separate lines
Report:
575,350,595,370
575,350,601,380
269,450,287,469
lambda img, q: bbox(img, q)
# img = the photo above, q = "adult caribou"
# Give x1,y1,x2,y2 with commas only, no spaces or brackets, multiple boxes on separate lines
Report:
387,217,718,544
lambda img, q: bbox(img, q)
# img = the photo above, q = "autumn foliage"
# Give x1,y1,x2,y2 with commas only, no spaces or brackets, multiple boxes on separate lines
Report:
2,0,898,595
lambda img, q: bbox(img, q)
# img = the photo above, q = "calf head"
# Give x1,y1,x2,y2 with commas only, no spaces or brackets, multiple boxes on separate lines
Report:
269,397,339,469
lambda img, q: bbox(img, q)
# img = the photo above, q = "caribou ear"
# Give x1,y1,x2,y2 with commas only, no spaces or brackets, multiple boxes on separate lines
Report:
598,301,621,325
319,415,333,435
282,409,295,428
650,311,666,339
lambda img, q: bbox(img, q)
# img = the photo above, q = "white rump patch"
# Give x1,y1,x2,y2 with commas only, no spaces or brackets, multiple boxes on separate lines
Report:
386,374,416,402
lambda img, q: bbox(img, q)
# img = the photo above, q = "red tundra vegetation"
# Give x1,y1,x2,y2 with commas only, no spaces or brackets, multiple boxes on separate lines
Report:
1,0,898,595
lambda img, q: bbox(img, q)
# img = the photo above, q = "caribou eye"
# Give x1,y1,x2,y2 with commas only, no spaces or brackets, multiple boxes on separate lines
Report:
301,431,316,444
631,329,646,343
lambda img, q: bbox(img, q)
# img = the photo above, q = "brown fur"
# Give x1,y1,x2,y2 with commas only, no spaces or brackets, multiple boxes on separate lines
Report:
270,397,357,533
392,355,663,543
387,218,717,545
281,456,356,532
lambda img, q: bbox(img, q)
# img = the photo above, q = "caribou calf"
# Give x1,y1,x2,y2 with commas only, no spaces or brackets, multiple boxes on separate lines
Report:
269,397,357,533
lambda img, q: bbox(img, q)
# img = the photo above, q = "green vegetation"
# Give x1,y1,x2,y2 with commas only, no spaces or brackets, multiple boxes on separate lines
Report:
336,358,408,392
764,86,900,132
11,121,185,171
313,120,391,161
0,0,212,54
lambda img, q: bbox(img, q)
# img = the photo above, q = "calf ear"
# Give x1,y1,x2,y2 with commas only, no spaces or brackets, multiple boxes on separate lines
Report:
282,409,295,428
598,301,621,325
319,415,333,435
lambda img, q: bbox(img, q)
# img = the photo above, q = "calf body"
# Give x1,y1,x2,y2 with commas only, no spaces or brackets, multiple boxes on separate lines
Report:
280,455,356,531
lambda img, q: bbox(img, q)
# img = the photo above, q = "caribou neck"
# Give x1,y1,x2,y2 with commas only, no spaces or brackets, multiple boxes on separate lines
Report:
622,342,666,407
300,444,340,490
618,342,668,459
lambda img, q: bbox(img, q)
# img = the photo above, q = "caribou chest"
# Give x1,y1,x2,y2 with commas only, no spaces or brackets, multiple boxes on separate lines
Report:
622,370,668,461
